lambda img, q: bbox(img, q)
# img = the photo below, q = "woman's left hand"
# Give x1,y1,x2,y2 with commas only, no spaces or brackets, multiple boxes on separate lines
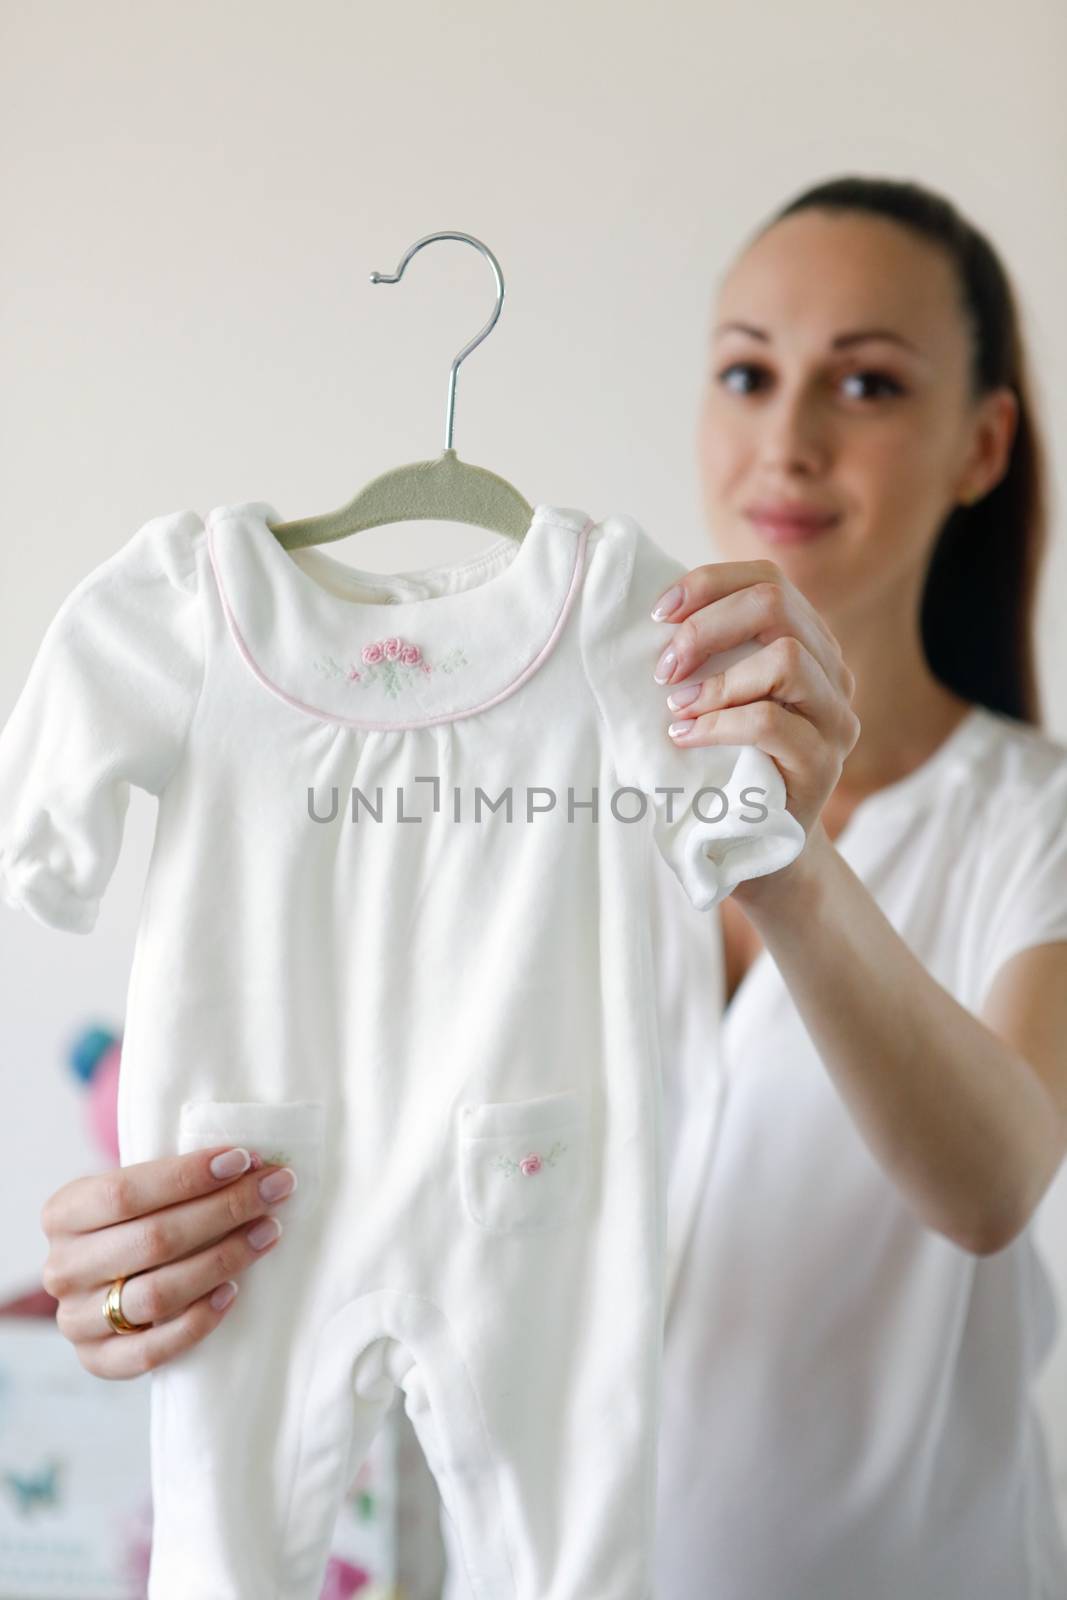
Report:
650,557,860,860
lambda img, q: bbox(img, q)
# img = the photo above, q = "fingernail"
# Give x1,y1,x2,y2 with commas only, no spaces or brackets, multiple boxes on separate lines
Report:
653,647,678,684
651,585,684,621
668,721,694,738
258,1168,298,1203
210,1148,252,1179
667,683,701,711
249,1217,283,1250
210,1280,238,1310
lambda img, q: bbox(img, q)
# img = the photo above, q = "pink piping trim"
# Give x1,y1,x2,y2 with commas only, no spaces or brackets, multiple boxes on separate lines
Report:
206,516,594,730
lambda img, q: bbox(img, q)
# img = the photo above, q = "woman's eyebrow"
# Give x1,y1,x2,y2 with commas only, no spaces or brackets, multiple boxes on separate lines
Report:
713,319,927,361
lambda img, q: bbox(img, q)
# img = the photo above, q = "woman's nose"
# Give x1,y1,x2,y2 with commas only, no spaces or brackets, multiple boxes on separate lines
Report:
759,389,828,474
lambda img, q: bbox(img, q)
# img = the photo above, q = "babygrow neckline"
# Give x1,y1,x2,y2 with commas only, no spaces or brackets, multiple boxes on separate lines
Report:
205,500,595,729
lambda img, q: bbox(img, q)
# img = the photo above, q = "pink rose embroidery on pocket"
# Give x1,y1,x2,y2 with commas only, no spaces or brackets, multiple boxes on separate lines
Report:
312,639,469,699
493,1139,568,1180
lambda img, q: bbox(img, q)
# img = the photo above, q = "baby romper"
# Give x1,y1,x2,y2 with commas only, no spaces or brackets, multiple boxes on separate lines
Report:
0,500,806,1600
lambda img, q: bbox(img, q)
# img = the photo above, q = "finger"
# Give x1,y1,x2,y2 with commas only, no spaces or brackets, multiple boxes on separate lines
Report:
656,579,852,702
73,1283,246,1380
42,1161,295,1299
664,698,822,780
667,634,856,748
57,1214,285,1344
651,559,783,620
41,1146,268,1239
653,559,843,660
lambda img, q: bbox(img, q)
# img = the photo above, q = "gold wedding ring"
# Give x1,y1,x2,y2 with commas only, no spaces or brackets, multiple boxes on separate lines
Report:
102,1275,141,1335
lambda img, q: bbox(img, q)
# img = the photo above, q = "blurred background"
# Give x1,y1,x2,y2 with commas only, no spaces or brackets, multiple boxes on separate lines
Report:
1,1,1065,1595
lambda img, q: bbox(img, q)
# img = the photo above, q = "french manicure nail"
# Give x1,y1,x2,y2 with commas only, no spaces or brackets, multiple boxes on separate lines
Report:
249,1217,283,1250
651,584,684,621
668,721,694,738
667,683,701,711
210,1148,252,1179
210,1280,238,1310
654,647,677,684
258,1168,298,1203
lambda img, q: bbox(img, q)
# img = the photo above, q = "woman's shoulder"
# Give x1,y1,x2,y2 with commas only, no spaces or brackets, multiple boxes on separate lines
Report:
955,706,1067,1004
963,704,1067,813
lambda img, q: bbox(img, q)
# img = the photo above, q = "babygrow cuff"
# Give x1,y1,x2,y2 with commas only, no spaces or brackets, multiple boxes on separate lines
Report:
0,842,100,934
670,745,806,913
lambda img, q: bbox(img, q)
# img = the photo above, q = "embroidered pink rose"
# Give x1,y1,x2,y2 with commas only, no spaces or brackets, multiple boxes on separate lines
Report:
493,1138,568,1180
314,637,468,699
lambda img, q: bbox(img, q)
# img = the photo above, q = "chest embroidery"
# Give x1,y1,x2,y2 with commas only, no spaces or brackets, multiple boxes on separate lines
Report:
312,636,469,699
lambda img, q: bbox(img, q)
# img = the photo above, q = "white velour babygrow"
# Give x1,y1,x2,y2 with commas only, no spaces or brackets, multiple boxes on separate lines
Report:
0,501,806,1600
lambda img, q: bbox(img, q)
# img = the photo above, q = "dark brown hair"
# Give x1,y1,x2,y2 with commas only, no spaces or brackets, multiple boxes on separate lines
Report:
757,176,1048,726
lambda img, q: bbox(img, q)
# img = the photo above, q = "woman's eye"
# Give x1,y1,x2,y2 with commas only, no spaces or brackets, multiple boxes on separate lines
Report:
840,370,905,400
716,362,767,395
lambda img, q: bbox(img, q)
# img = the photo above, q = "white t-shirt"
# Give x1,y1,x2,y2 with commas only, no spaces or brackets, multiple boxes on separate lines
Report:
652,702,1067,1600
0,500,806,1597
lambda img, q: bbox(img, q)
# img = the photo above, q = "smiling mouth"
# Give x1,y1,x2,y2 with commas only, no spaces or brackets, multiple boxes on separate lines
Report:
744,509,841,544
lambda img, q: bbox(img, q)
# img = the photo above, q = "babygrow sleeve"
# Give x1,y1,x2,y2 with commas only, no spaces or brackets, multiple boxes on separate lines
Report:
0,509,204,934
975,763,1067,1008
579,513,807,913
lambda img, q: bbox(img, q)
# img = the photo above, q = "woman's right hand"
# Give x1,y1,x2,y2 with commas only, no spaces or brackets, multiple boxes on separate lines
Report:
39,1146,297,1377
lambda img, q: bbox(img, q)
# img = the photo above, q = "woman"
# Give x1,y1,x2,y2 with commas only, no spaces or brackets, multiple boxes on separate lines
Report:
38,175,1067,1598
640,175,1067,1600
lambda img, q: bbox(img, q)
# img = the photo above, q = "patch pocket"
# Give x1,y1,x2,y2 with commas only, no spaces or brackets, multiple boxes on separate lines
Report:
177,1099,326,1224
457,1089,588,1235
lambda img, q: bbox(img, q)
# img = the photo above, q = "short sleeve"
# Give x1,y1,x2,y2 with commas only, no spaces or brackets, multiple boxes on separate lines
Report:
0,509,205,934
579,513,806,912
976,763,1067,1006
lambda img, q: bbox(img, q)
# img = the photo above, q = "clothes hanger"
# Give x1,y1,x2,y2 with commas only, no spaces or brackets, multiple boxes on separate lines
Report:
265,230,536,552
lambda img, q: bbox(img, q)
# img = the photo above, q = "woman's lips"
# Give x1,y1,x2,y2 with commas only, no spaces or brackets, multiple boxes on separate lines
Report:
744,508,841,545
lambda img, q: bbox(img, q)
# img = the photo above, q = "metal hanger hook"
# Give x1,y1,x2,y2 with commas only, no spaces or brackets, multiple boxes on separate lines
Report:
370,231,505,453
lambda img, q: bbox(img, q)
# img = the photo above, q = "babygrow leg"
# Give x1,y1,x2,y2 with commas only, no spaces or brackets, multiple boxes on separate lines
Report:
278,1289,519,1599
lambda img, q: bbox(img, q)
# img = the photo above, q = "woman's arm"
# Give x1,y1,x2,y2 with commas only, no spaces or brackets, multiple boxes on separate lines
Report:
733,827,1067,1255
650,556,1067,1255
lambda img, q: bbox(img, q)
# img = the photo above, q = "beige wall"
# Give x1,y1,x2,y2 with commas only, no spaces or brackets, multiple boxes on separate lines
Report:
2,0,1065,1524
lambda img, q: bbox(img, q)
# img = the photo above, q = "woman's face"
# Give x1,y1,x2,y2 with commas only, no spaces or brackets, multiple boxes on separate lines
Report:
696,208,1015,623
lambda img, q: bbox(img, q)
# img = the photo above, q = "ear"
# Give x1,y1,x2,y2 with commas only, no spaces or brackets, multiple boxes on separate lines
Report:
957,386,1019,505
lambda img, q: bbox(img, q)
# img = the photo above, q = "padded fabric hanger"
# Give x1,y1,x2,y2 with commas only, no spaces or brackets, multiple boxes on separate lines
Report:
267,231,536,552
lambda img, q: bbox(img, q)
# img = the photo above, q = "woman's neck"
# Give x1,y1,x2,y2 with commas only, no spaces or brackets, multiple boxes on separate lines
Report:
818,586,973,837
